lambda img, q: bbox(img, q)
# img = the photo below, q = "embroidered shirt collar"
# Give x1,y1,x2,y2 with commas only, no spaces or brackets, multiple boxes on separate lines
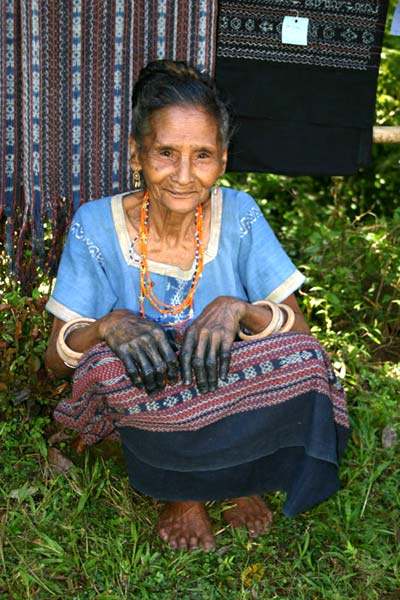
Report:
111,187,223,280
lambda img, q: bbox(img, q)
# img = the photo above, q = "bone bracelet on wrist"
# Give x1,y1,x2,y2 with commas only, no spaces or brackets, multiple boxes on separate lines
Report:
238,300,281,341
277,303,296,333
272,306,285,334
238,300,295,341
56,317,96,369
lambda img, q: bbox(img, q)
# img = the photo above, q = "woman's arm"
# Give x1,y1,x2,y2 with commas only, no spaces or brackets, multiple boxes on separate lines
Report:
240,293,310,336
45,316,104,377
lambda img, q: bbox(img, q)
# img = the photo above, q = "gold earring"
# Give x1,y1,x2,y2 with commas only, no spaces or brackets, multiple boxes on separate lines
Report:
132,170,141,189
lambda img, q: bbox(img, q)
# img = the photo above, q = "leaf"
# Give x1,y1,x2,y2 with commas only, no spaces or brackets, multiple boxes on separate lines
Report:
47,447,74,473
30,355,41,372
241,563,265,587
47,429,72,445
35,434,48,457
14,320,22,340
382,425,398,449
13,389,31,404
50,382,70,397
9,483,39,501
32,532,65,556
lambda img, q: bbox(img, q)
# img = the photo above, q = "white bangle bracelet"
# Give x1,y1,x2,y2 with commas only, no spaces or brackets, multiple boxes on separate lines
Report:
238,300,281,341
272,306,285,334
277,303,296,333
56,317,96,369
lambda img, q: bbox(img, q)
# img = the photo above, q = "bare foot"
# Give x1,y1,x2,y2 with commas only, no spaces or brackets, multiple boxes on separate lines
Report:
222,496,273,537
158,501,216,551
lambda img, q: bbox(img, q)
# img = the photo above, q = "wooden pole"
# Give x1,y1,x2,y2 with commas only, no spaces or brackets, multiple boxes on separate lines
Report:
373,126,400,143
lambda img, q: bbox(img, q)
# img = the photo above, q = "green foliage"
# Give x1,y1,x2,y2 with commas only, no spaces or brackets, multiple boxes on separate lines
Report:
0,264,56,418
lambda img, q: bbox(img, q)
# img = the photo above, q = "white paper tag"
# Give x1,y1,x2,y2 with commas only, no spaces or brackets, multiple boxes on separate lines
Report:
390,1,400,36
282,16,309,46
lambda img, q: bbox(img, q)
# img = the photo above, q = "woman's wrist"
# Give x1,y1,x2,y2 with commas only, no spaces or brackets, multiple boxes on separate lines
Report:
238,300,296,340
96,309,134,340
56,318,96,368
239,302,274,334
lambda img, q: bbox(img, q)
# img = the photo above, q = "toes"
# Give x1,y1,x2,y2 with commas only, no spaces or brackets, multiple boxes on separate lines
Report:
223,497,273,536
249,518,271,536
163,534,215,552
158,527,170,542
188,532,216,552
168,537,179,550
203,536,216,552
247,520,259,536
189,536,200,550
248,518,265,536
158,530,187,551
157,502,216,552
247,514,272,536
177,536,189,551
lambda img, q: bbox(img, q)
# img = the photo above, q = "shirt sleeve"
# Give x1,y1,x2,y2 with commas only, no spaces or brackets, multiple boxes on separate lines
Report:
237,192,305,302
45,206,118,320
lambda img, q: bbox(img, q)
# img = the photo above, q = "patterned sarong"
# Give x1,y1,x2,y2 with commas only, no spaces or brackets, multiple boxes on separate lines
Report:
54,332,349,446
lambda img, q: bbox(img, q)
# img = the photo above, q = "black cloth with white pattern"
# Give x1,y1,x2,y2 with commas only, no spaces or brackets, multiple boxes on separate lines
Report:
215,0,389,175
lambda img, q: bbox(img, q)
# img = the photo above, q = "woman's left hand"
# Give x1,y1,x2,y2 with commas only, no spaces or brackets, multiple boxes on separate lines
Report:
179,296,246,393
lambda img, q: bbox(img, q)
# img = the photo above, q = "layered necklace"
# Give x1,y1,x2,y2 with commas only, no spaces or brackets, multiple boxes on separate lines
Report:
137,191,205,326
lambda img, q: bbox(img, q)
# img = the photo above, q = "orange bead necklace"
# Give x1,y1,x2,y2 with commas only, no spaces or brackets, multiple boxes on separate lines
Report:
138,191,204,326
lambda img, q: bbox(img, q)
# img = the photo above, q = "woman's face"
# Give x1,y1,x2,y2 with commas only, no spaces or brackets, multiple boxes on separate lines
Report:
131,104,227,215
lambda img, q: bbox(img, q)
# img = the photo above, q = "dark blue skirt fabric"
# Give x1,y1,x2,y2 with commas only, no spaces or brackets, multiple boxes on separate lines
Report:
119,391,349,516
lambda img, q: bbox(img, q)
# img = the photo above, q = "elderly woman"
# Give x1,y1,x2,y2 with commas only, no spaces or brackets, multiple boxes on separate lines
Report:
45,60,349,552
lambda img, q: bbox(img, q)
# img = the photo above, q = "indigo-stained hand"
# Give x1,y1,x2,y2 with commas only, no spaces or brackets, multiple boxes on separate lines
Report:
103,310,179,395
180,297,246,394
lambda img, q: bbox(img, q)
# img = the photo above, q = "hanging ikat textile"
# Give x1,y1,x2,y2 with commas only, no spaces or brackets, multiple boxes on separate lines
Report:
215,0,389,175
0,1,218,284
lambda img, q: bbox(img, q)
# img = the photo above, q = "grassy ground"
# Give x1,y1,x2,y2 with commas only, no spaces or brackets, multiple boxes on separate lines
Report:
1,174,399,599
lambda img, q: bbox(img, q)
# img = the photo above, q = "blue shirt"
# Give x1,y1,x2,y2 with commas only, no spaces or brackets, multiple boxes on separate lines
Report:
46,187,305,324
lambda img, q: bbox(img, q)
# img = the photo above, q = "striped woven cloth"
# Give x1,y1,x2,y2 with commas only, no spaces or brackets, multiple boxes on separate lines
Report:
54,332,349,446
0,0,218,283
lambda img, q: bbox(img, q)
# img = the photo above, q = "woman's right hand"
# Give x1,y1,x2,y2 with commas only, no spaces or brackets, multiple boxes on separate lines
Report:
100,310,179,395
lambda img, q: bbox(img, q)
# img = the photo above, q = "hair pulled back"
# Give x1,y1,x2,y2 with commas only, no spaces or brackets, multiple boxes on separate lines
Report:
131,60,233,148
